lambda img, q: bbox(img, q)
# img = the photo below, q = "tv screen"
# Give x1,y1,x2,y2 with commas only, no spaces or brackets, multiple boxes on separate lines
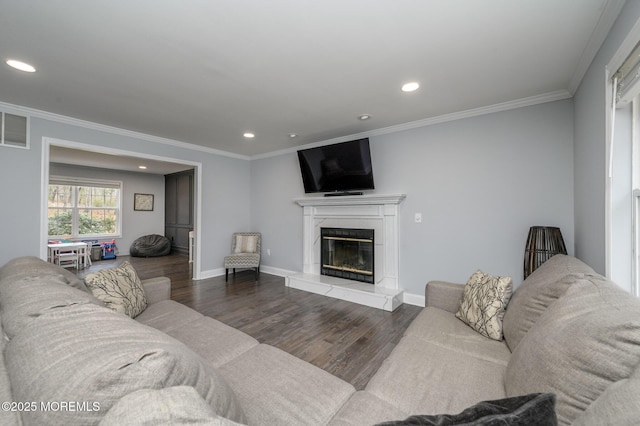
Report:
297,138,375,194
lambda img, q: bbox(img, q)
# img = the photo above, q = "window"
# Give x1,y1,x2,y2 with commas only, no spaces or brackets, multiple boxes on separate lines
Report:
0,110,28,149
608,38,640,296
48,177,122,239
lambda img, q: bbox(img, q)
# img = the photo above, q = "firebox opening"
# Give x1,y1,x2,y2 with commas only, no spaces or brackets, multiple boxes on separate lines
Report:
321,227,374,284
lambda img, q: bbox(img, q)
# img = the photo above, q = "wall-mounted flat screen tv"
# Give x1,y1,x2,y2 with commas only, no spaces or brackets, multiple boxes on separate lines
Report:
297,138,375,194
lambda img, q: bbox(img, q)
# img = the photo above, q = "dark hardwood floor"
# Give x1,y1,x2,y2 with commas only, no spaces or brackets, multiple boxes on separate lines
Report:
77,253,422,390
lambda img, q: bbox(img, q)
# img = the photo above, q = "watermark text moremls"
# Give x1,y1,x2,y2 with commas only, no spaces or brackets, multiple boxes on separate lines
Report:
1,401,101,412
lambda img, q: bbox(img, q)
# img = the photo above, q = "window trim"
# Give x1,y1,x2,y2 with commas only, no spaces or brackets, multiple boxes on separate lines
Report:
48,176,123,239
633,189,640,297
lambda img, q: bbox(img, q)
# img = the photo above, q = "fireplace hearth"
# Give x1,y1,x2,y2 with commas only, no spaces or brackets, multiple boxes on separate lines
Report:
321,228,374,283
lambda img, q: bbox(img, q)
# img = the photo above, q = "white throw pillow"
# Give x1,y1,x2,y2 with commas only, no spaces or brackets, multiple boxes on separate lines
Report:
84,261,147,318
455,270,513,341
233,235,258,254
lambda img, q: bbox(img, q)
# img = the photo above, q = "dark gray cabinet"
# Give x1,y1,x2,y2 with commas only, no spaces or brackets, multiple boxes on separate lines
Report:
165,170,194,255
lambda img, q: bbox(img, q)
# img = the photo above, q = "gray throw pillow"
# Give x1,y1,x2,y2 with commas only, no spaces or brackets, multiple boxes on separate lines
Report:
374,393,557,426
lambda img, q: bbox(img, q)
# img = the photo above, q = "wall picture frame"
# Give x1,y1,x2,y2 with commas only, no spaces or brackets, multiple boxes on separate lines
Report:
134,193,154,211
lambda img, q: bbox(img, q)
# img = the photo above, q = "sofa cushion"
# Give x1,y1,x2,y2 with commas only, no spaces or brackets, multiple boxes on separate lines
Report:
84,261,147,318
100,386,243,426
220,344,355,426
0,256,89,292
366,335,507,415
167,316,259,367
0,271,101,340
373,393,556,426
405,307,511,366
571,361,640,426
4,303,245,425
455,270,512,341
505,275,640,425
502,254,594,351
135,299,203,332
0,321,19,426
329,391,409,426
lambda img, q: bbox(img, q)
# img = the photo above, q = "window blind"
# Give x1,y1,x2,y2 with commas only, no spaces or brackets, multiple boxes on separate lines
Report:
49,176,121,189
615,40,640,105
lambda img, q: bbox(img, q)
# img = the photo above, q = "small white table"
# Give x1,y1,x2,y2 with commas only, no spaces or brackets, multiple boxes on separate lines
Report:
47,242,92,269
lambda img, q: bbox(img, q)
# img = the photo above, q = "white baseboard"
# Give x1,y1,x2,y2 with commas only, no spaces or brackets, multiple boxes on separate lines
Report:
260,265,297,277
403,292,425,307
198,267,225,280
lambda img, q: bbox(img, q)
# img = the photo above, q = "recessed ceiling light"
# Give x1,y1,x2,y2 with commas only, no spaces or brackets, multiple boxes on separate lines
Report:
6,59,36,73
358,114,371,121
243,132,255,138
401,82,420,92
138,165,147,170
289,133,298,138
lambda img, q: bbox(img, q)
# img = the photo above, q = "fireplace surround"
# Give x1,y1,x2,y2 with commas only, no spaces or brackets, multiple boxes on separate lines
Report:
286,193,406,311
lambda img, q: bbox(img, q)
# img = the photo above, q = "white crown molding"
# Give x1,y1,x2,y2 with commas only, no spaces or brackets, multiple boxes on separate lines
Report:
251,89,572,160
2,88,571,163
568,0,626,94
0,100,251,161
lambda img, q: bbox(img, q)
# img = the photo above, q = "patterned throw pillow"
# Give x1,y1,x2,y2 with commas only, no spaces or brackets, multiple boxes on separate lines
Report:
455,270,513,341
84,261,147,318
233,235,258,254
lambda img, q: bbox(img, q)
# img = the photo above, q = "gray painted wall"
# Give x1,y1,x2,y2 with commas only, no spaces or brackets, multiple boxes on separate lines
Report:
49,163,165,256
573,0,640,276
250,153,305,273
0,116,251,274
251,100,575,298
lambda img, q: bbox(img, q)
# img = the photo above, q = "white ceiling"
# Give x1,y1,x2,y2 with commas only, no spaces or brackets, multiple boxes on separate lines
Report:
0,0,624,160
49,146,194,175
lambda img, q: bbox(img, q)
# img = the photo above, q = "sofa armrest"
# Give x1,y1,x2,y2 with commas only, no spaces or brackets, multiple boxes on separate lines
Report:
425,280,465,313
141,277,171,305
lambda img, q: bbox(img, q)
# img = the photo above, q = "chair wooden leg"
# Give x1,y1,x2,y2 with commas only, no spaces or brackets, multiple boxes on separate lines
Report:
255,266,259,281
225,268,228,282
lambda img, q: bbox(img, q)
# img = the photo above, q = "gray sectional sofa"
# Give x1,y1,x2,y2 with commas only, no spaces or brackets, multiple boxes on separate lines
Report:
0,254,638,425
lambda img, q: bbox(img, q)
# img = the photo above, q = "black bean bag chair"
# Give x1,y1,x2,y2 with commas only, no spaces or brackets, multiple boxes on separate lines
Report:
130,234,171,257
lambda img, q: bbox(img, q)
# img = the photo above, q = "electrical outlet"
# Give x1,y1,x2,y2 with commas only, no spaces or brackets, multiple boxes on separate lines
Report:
414,213,422,223
267,249,271,256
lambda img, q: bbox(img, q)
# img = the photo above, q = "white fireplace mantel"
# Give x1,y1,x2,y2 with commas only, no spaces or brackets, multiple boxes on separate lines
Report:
293,193,406,207
286,193,406,311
